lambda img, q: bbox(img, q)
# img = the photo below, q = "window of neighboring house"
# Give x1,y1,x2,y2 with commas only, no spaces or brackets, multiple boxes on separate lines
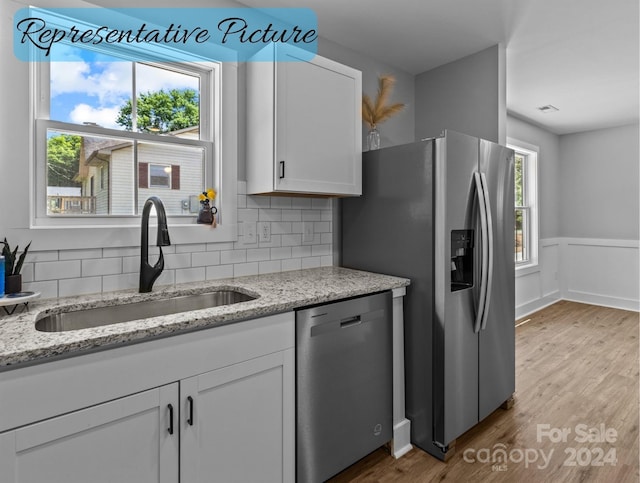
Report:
509,139,539,269
35,44,217,220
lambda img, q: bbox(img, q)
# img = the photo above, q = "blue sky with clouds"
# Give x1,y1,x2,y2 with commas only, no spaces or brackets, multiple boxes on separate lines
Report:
50,46,198,130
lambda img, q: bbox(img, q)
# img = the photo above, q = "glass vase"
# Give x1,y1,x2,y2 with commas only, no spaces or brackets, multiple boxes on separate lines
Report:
367,126,380,151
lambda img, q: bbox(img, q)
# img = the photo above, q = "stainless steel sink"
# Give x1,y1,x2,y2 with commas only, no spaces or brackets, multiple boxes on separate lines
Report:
35,290,257,332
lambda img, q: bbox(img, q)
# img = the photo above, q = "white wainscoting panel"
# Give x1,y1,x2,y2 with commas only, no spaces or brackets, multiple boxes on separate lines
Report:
515,238,562,319
562,238,639,311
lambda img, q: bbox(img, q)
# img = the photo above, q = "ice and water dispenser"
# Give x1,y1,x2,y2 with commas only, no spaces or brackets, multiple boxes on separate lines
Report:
451,230,474,291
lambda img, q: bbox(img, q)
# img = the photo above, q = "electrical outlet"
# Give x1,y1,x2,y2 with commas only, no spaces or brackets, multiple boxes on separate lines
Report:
303,222,314,243
258,222,271,242
243,222,256,245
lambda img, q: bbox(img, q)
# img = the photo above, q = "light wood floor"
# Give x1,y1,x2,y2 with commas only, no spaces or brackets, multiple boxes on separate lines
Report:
329,301,639,482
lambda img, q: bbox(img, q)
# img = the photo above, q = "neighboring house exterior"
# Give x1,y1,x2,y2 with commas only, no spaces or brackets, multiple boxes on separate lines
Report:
73,127,202,216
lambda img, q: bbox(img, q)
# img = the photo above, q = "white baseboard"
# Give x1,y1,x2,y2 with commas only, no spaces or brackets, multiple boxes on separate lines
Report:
391,418,412,459
564,290,639,312
516,291,562,319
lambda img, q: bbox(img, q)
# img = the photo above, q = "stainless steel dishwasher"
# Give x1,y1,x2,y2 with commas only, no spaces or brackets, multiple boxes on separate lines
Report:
296,291,393,483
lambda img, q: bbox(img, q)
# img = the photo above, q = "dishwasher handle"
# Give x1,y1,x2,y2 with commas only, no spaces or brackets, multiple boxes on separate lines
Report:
340,315,362,328
309,308,384,337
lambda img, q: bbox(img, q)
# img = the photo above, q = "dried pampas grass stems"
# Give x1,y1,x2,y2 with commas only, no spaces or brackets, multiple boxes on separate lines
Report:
362,75,405,129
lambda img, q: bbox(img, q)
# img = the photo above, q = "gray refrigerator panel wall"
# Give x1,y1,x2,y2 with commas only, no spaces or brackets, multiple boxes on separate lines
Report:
341,140,438,454
478,139,516,421
433,131,480,446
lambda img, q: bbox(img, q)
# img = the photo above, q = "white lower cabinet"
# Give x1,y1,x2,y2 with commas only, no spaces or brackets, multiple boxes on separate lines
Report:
181,349,294,483
0,313,295,483
0,384,180,483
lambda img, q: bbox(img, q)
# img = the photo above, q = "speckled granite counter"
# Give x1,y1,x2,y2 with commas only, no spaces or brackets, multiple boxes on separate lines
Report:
0,267,409,368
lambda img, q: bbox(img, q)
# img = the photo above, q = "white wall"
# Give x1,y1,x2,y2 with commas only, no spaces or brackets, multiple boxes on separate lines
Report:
415,44,506,144
509,118,640,317
558,123,639,311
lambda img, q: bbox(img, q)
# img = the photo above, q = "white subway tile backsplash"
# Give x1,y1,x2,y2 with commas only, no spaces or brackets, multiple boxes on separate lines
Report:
191,251,221,267
291,198,312,209
311,244,331,257
259,208,282,222
23,280,58,299
207,242,235,251
59,248,103,260
321,255,334,267
206,264,234,280
234,262,259,277
176,267,206,284
221,249,246,265
292,246,312,258
35,260,81,281
314,221,331,233
246,196,271,209
59,276,102,297
247,248,271,262
271,247,292,260
176,243,207,253
281,258,302,271
302,210,321,221
163,253,192,270
258,234,282,248
271,222,292,235
282,209,302,222
28,251,59,263
259,260,281,274
281,234,302,247
103,246,139,258
270,197,292,209
312,198,332,210
301,257,322,269
25,182,333,299
103,273,138,292
122,256,140,274
238,208,260,223
82,258,122,277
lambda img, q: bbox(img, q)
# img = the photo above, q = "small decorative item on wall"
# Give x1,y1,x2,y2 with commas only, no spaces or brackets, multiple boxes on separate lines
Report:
362,75,405,151
197,188,218,227
2,238,31,295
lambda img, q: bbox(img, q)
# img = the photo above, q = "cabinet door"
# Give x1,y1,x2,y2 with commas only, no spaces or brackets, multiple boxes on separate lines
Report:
0,384,179,483
181,349,294,483
275,49,362,195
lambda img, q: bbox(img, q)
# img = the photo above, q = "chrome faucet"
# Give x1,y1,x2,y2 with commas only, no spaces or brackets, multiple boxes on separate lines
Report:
140,196,171,293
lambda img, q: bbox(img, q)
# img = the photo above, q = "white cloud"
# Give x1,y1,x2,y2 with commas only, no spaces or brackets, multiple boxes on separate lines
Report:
69,104,122,130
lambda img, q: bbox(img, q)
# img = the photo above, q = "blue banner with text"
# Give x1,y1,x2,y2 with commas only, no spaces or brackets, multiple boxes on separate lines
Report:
14,7,318,62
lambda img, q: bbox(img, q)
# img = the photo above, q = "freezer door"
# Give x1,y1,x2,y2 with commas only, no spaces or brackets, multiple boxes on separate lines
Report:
432,131,480,446
478,139,516,421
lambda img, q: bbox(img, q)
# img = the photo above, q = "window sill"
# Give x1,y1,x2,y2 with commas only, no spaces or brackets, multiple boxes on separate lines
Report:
515,262,540,277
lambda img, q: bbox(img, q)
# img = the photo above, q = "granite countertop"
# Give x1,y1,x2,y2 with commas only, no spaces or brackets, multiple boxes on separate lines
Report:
0,267,409,369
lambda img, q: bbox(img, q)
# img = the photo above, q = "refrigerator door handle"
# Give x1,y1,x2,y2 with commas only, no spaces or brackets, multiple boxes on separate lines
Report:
473,172,489,333
479,172,494,331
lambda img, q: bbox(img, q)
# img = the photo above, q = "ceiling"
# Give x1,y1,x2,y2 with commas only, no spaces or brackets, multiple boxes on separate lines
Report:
82,0,640,135
238,0,639,135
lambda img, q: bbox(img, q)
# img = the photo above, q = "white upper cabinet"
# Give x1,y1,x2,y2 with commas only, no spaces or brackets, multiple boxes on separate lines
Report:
247,44,362,196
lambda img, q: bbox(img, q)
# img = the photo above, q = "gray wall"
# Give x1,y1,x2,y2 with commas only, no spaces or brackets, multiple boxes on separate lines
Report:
507,115,561,239
318,37,415,150
559,123,640,239
414,44,506,144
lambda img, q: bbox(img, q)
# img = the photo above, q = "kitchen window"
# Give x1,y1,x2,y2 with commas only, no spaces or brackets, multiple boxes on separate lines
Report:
36,48,213,219
20,13,238,249
509,139,538,269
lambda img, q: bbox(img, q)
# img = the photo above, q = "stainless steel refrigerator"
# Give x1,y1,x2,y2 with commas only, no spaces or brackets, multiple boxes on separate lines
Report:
341,130,515,460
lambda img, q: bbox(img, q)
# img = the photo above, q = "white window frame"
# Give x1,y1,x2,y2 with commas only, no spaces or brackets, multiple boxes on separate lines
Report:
508,138,539,273
19,8,238,250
